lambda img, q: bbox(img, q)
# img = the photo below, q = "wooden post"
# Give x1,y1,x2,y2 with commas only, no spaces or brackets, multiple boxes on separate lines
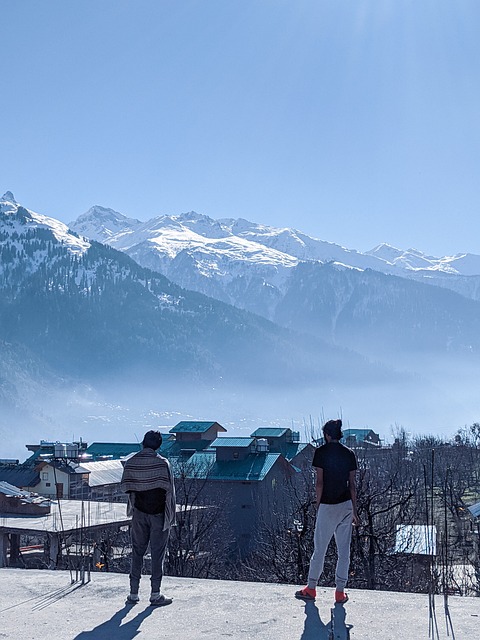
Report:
9,533,20,566
0,532,8,568
48,533,60,568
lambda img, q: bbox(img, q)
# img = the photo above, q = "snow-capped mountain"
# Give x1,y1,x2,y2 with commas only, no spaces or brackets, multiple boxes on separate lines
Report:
4,190,480,438
6,190,480,372
1,191,373,389
71,204,141,242
69,204,480,318
1,191,90,257
366,242,480,276
70,207,300,316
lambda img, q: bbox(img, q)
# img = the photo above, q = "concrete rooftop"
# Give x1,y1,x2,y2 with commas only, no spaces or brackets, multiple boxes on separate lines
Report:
0,568,478,639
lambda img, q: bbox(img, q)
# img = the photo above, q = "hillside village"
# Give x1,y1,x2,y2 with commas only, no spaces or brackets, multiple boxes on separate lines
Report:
0,422,479,598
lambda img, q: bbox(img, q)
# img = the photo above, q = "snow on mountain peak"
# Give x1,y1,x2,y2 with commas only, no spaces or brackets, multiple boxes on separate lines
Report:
174,211,231,240
0,193,90,256
69,205,141,243
0,192,19,215
366,243,403,261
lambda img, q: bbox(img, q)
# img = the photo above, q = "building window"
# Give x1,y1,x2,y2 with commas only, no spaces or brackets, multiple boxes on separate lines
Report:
233,452,239,459
42,472,48,480
46,482,51,487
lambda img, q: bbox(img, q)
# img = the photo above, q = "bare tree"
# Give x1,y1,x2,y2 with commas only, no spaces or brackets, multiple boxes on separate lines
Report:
165,455,234,579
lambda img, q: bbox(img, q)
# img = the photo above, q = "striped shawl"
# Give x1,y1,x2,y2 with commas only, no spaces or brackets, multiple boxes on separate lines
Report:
121,448,176,530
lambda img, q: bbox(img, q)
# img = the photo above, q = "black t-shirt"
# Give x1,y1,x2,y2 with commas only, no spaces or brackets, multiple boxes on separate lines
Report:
312,442,357,504
133,488,166,515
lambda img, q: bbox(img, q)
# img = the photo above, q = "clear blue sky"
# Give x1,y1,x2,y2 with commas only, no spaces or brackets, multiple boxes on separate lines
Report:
1,0,479,255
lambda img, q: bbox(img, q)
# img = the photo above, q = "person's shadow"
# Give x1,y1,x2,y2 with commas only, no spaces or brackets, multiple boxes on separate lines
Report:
73,604,157,640
299,601,353,640
300,600,330,640
330,603,353,640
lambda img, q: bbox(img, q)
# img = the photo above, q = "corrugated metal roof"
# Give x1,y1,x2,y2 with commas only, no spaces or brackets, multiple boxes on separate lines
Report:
0,481,30,497
0,466,40,488
0,481,49,505
251,428,289,438
49,462,89,475
170,421,222,433
171,451,281,481
86,443,141,459
210,437,254,448
79,460,124,487
467,501,480,518
213,453,281,481
284,443,311,461
170,451,216,479
394,525,437,555
160,439,211,457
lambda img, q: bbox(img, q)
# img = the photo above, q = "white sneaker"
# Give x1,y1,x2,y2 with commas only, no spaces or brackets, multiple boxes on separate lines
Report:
150,592,173,606
126,593,139,604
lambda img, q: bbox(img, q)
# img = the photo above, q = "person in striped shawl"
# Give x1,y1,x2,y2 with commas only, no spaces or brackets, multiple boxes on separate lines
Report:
121,430,176,606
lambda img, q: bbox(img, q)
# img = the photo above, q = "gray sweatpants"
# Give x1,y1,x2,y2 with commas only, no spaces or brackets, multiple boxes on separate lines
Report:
130,508,170,594
307,499,353,591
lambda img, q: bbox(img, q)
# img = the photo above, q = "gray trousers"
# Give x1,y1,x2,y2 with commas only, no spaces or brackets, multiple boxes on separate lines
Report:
307,499,353,591
130,508,170,594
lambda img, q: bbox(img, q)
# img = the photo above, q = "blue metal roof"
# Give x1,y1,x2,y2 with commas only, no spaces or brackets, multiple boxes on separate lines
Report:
251,427,289,438
210,437,254,448
170,451,216,478
467,501,480,518
0,466,40,488
213,453,281,481
284,442,311,461
170,421,223,433
160,439,212,457
85,443,141,459
170,451,281,481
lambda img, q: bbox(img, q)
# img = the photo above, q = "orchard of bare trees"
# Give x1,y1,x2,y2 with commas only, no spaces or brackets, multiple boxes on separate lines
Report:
11,425,478,597
241,425,480,595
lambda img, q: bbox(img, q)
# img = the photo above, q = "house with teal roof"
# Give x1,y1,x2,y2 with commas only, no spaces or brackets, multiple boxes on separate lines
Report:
166,423,314,555
343,428,381,447
17,422,315,556
169,421,226,442
249,427,315,469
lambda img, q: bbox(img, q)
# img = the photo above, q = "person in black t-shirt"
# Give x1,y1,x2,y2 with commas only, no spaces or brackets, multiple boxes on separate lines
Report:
295,419,358,605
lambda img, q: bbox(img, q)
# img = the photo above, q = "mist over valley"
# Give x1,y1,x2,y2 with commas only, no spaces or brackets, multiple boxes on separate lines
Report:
1,191,479,458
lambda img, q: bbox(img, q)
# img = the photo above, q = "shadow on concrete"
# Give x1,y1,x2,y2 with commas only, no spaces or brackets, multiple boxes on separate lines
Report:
300,600,330,640
72,604,157,640
0,581,86,614
299,601,353,640
330,603,353,640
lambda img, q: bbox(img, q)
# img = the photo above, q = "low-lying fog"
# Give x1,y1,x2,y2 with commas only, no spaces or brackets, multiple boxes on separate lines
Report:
2,358,479,461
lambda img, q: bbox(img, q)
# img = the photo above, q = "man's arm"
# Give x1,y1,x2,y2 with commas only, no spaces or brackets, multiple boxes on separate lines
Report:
315,468,324,509
349,469,359,525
